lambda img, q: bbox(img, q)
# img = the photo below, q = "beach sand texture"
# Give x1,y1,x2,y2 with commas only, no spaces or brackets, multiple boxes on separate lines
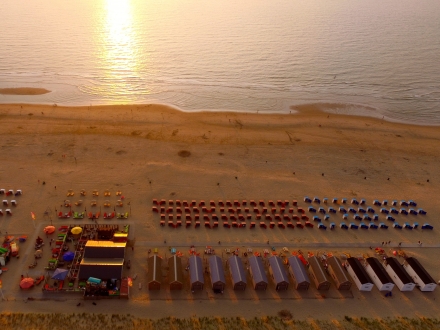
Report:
0,103,439,321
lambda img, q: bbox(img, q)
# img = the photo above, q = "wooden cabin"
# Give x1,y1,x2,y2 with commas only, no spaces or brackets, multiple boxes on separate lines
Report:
308,256,331,290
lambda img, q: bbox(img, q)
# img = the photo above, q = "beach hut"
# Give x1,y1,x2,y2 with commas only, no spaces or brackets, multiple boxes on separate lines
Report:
308,256,331,290
209,255,226,292
364,257,395,291
345,258,373,291
228,255,246,291
147,255,162,290
327,256,352,290
384,257,415,291
248,256,268,290
268,256,289,291
403,257,437,292
288,256,310,290
168,255,184,290
189,255,204,291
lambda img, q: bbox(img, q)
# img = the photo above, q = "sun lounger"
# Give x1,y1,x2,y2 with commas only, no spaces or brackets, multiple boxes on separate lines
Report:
313,197,321,204
418,208,427,215
2,200,8,206
349,208,356,213
393,223,402,229
363,215,371,221
341,198,347,204
340,222,348,229
323,198,328,204
318,223,326,230
404,222,413,229
319,207,326,214
351,198,359,205
400,200,408,206
369,223,378,229
360,199,366,205
6,209,12,215
330,222,335,229
373,214,379,221
373,200,381,206
339,206,347,213
324,215,330,221
380,208,389,214
386,215,395,221
342,213,348,219
332,198,338,203
400,208,408,215
308,206,316,213
328,207,336,213
349,223,358,229
413,222,419,229
353,214,362,220
390,208,398,214
409,208,417,215
304,196,311,203
379,222,388,229
313,216,321,222
360,222,368,229
358,207,366,213
409,200,417,206
421,223,433,230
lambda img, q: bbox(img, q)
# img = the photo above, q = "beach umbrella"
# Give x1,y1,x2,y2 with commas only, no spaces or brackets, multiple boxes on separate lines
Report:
44,226,56,234
63,251,75,262
20,277,35,289
71,227,82,235
52,268,69,280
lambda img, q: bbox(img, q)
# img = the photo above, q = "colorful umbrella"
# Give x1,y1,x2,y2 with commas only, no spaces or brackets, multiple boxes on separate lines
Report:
20,277,35,289
44,226,56,234
71,227,82,235
62,251,75,262
52,268,69,280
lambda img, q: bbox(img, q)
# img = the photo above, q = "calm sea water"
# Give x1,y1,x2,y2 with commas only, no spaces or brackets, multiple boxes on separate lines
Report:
1,0,440,124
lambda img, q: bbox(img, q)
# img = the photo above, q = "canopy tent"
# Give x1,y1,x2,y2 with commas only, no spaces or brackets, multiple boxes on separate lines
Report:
52,268,69,280
20,277,35,289
44,226,56,234
71,227,82,235
63,251,75,261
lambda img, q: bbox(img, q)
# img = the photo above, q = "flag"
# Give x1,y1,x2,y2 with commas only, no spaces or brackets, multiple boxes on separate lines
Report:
31,212,36,221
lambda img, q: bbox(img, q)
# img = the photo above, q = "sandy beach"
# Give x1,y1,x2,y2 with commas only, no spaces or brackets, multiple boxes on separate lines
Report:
0,102,439,325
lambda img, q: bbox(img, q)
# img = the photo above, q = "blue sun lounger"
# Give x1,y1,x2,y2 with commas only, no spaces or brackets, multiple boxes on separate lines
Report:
342,198,347,204
373,200,381,206
369,223,378,229
404,222,413,230
363,215,372,221
308,206,316,213
386,215,395,221
360,199,366,205
422,223,433,230
342,213,348,219
379,222,388,229
418,208,427,215
393,223,402,229
324,215,330,221
413,222,419,229
400,200,408,206
349,222,359,229
340,222,348,229
313,197,321,203
328,207,336,213
409,200,417,207
354,214,362,220
367,207,375,213
382,200,388,205
358,207,366,213
349,208,356,213
351,198,359,205
332,198,338,203
304,196,312,203
380,208,389,214
323,198,328,204
313,215,321,222
390,208,399,214
392,200,398,206
373,214,379,221
409,208,417,215
319,207,326,214
318,223,327,230
360,222,368,229
330,222,335,229
400,208,408,215
339,206,347,213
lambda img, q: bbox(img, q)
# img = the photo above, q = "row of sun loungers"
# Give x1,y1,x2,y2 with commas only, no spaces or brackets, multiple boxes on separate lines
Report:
153,199,298,207
0,189,22,196
305,196,418,207
67,190,123,197
57,211,128,219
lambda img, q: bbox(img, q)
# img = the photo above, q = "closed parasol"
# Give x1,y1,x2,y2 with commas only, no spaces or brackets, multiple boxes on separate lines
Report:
44,226,56,234
71,227,82,235
34,249,43,258
20,277,35,289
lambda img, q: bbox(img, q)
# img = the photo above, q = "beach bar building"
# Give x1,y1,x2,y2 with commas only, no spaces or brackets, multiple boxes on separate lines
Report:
345,258,373,291
248,256,268,290
78,258,124,280
83,241,126,259
228,255,247,291
308,256,331,290
384,257,415,291
288,256,310,290
327,256,352,290
268,256,289,291
189,255,204,291
365,257,395,291
403,257,437,292
209,255,226,292
147,255,162,290
168,255,184,290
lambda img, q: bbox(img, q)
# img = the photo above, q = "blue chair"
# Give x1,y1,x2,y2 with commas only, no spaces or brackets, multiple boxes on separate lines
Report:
373,200,382,206
393,223,402,229
313,197,321,204
409,208,417,215
418,209,427,215
304,196,312,203
390,208,399,214
323,198,328,204
339,206,347,213
363,215,371,221
380,208,389,214
360,199,366,205
318,223,327,230
392,200,398,206
382,200,388,205
369,223,378,229
400,200,408,206
413,222,419,229
354,214,362,220
319,207,326,214
360,222,368,229
308,206,316,213
313,215,321,222
351,198,359,205
342,198,347,204
340,222,348,229
422,223,433,230
373,214,379,221
349,208,356,213
386,215,395,221
367,207,375,214
330,222,335,229
342,213,348,219
400,208,408,215
349,222,359,229
404,222,413,230
324,215,330,221
379,222,388,229
332,198,338,204
409,200,417,207
358,207,366,213
328,207,336,213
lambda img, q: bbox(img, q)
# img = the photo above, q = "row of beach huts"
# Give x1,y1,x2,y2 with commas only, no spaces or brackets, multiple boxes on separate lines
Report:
147,254,437,293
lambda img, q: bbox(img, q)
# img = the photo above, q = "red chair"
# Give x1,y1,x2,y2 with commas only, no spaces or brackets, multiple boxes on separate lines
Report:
234,200,240,206
259,200,265,206
271,208,277,214
213,221,218,228
168,200,174,206
160,220,165,226
250,222,256,228
199,200,205,207
186,221,191,227
210,200,215,206
153,199,158,205
260,222,267,229
278,222,285,229
287,222,294,228
195,221,200,227
152,206,159,213
250,200,256,206
218,200,224,206
232,222,238,228
292,200,298,206
269,200,275,206
296,222,304,228
269,222,275,228
175,200,181,206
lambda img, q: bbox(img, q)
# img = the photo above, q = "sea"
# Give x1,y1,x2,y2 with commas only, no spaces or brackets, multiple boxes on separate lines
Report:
1,0,440,125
